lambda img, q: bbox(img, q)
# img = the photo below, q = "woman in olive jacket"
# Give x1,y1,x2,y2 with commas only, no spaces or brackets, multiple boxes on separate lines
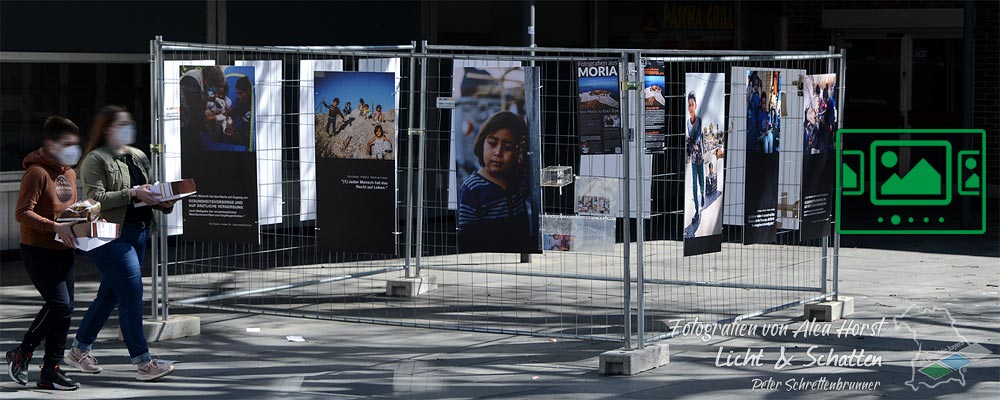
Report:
64,105,176,382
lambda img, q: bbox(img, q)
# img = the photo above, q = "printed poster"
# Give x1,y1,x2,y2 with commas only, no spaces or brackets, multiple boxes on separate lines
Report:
314,71,397,254
683,73,726,256
800,73,837,240
452,66,542,254
178,65,259,244
577,60,622,155
742,70,782,244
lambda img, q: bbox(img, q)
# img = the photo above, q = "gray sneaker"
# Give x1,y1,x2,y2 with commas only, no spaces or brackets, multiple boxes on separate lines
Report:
65,348,102,374
136,359,174,382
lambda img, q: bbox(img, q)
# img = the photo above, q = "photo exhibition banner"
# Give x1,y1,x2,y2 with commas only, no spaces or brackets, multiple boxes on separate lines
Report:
179,65,260,244
800,73,837,240
643,60,667,154
576,60,622,155
683,73,726,256
742,70,782,244
314,70,397,254
724,68,806,233
452,66,542,254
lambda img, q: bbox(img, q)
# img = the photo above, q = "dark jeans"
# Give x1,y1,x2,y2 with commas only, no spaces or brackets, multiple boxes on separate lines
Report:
19,243,76,368
73,225,152,364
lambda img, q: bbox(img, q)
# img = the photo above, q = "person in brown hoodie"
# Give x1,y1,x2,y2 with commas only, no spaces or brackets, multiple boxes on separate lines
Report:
6,116,84,391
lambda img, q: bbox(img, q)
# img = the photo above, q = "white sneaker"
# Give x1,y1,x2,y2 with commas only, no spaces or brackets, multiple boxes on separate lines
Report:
136,359,175,381
65,348,103,374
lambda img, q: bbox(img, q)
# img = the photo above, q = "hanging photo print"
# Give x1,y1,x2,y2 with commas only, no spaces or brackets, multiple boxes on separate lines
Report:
178,65,260,244
314,70,398,254
800,73,837,241
683,73,727,256
742,70,782,244
451,66,542,254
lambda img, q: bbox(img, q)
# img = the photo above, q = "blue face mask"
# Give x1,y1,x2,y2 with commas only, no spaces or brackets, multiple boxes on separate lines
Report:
207,87,218,97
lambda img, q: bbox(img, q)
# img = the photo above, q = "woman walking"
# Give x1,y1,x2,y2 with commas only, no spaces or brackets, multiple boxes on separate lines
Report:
6,116,84,390
64,105,176,381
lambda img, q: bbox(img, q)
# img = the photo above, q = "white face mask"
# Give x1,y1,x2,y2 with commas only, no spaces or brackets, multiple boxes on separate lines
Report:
109,124,136,147
57,145,82,166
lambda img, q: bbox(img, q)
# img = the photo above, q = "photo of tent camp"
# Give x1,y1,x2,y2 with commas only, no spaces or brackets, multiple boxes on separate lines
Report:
313,71,396,160
179,65,256,152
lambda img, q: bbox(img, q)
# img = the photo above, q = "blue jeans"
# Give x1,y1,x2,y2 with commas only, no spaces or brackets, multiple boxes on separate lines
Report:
691,162,705,211
73,225,151,364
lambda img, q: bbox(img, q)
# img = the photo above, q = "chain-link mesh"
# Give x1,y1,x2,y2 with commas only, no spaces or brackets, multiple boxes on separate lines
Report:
151,39,844,346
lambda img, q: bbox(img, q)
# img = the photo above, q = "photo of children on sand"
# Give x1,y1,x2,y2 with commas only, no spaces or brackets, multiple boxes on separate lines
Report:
683,73,726,257
313,70,398,254
452,66,542,254
179,65,256,152
314,71,396,161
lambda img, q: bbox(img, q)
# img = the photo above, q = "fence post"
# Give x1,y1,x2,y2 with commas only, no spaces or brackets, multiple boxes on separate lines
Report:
619,51,633,350
414,40,429,277
632,51,646,349
833,48,847,302
154,35,170,321
404,41,417,278
149,37,160,321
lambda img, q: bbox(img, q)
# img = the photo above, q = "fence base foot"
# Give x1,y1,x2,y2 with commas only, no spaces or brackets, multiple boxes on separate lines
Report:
803,296,855,322
386,277,437,297
598,344,669,375
119,315,201,343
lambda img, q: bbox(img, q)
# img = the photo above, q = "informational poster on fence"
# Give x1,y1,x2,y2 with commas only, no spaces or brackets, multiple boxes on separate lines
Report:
643,60,667,154
741,70,782,244
452,66,542,254
575,176,617,217
178,65,259,244
576,60,622,155
800,73,837,241
683,73,726,256
541,215,615,254
313,71,397,254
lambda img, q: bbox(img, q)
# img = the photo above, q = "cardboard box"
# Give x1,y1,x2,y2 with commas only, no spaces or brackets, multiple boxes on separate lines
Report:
55,221,121,251
135,179,197,207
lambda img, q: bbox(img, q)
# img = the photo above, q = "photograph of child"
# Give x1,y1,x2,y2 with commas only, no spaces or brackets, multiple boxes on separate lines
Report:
452,66,542,254
803,74,837,155
313,71,396,161
179,65,256,152
683,73,726,253
457,111,540,253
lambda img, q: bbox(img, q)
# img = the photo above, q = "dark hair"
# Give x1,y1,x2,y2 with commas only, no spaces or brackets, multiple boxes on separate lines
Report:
376,104,382,111
332,97,340,104
42,116,80,142
687,91,697,103
84,105,129,159
202,66,225,90
236,76,252,92
374,124,384,136
473,111,528,167
216,82,228,95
